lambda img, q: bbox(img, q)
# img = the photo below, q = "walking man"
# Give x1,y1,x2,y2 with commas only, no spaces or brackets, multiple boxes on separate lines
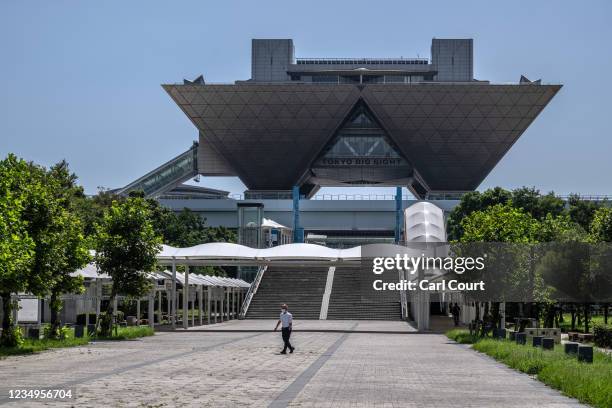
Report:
274,303,294,354
452,303,461,326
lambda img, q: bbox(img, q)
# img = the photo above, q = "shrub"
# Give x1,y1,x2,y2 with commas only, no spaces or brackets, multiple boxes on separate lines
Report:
101,326,154,340
593,324,612,348
0,326,24,347
43,325,70,340
446,329,479,344
473,339,612,408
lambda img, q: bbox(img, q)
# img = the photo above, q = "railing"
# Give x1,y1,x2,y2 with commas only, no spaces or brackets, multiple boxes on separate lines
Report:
239,265,267,319
158,192,612,202
296,58,430,65
558,195,611,202
172,81,560,86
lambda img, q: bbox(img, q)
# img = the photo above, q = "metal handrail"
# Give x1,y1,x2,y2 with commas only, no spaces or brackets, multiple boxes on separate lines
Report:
158,193,612,202
239,265,267,319
170,81,561,86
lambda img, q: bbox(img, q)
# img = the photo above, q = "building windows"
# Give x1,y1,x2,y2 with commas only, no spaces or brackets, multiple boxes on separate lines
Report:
384,75,405,83
317,105,405,160
311,75,339,83
362,75,383,84
340,76,360,83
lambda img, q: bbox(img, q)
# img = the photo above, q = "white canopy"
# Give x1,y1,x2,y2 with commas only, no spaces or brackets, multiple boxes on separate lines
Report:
70,263,110,279
69,265,249,288
159,242,259,261
157,242,364,264
258,243,341,261
261,217,290,230
149,270,250,288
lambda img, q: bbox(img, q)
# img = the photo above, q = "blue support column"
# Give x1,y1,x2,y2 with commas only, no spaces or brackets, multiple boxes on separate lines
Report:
292,186,303,243
395,187,403,244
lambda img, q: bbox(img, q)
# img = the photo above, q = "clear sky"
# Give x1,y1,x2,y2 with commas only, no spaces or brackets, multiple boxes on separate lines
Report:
1,1,611,197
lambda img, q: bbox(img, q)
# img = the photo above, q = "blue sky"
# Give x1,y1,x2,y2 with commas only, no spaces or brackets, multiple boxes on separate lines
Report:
1,1,611,197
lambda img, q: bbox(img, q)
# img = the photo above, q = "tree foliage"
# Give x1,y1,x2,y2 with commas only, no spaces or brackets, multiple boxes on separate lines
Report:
95,197,162,298
0,155,36,346
448,187,568,241
43,161,91,338
589,207,612,243
94,196,162,335
161,208,236,247
460,203,540,244
447,187,512,240
567,194,603,231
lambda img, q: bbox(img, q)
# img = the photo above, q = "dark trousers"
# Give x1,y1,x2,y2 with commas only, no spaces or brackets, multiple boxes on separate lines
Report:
281,327,293,352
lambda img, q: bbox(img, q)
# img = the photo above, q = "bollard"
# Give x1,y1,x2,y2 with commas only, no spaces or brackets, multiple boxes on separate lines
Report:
532,336,543,347
564,342,579,355
74,325,85,338
28,327,41,339
516,332,526,345
577,345,593,363
542,338,554,350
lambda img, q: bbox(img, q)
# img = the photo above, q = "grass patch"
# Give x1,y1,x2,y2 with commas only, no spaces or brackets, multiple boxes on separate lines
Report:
97,325,155,341
446,330,612,408
0,328,89,358
445,328,480,344
0,325,155,358
559,314,608,333
473,339,612,408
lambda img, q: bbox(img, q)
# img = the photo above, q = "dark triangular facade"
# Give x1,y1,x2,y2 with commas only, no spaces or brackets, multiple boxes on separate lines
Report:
309,101,415,186
163,82,561,197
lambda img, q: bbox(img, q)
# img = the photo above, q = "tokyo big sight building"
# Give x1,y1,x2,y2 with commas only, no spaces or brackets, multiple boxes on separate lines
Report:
119,38,561,249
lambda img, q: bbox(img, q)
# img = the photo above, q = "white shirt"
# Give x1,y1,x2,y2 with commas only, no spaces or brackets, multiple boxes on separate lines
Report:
279,311,293,328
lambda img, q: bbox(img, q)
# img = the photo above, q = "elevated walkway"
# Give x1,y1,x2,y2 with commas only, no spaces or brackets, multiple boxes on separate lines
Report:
116,142,199,198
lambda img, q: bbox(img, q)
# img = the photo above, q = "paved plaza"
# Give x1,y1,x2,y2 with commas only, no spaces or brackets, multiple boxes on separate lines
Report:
0,320,584,407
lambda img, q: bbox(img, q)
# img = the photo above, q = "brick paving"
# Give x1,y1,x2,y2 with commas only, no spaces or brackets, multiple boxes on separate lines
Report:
0,321,584,407
184,319,417,333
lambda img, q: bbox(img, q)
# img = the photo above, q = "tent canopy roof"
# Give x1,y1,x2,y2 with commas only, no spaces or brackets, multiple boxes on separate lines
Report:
158,242,362,263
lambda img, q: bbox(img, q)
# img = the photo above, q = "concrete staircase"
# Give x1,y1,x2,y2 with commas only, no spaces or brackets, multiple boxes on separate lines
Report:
327,267,401,320
246,266,329,319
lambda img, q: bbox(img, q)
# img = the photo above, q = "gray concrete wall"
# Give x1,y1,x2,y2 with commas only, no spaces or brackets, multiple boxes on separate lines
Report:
251,39,294,82
431,39,473,82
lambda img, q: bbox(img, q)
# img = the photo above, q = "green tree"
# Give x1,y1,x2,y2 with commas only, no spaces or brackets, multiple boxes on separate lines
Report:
0,155,35,346
457,203,575,332
94,196,162,336
511,187,565,221
568,194,603,231
448,187,568,241
588,207,612,325
458,203,540,332
590,207,612,242
44,162,91,338
72,188,118,239
460,203,540,243
536,213,577,243
447,187,512,241
162,208,236,247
